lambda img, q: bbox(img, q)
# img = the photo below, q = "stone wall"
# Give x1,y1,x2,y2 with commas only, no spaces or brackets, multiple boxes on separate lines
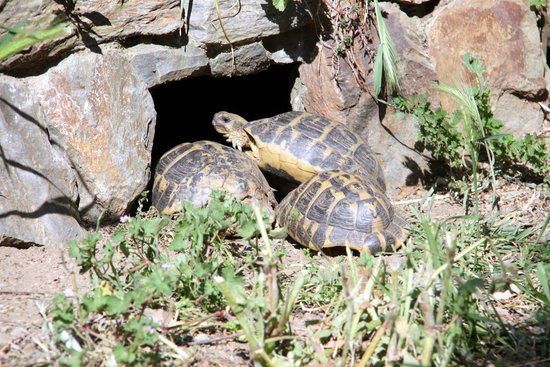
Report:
0,0,547,245
0,0,317,245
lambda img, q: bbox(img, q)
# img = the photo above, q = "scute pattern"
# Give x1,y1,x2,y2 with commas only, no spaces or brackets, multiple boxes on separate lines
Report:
152,141,275,216
245,112,387,191
276,171,406,253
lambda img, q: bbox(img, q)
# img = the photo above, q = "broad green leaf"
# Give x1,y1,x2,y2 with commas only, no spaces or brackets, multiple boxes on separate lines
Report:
271,0,290,11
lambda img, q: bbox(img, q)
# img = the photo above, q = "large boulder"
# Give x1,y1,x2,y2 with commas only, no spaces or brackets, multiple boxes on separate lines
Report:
367,3,437,194
31,49,156,223
427,0,547,135
0,76,85,246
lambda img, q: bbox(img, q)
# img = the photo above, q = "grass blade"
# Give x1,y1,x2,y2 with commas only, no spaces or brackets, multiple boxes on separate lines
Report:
373,0,399,96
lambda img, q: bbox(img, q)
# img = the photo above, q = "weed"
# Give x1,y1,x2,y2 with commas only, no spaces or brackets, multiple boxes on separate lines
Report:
45,192,548,366
373,0,399,96
394,54,549,205
49,192,274,364
268,0,399,98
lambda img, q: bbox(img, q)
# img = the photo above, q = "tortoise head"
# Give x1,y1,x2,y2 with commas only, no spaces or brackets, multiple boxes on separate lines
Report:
212,112,251,151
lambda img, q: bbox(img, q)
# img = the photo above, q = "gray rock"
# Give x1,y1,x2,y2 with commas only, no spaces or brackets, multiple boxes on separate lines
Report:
263,26,318,64
366,109,432,196
181,0,314,46
74,0,182,39
0,75,85,246
210,42,270,77
31,49,156,223
0,0,182,73
365,3,436,194
125,43,209,88
290,77,307,111
494,93,545,136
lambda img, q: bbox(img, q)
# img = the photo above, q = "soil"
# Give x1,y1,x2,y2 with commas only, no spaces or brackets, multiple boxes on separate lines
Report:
0,179,547,366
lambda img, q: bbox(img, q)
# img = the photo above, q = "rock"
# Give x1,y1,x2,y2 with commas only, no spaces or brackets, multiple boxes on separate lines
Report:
290,77,307,111
210,42,270,77
396,0,433,4
427,0,547,134
125,43,209,88
367,3,436,194
0,75,85,246
0,0,76,74
381,2,437,100
263,26,318,64
292,47,364,124
494,94,545,136
31,49,156,223
74,0,181,39
181,0,314,46
0,0,182,74
293,4,436,194
366,109,432,195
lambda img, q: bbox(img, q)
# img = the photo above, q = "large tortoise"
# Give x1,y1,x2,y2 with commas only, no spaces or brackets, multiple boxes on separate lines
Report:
276,170,407,254
152,141,276,216
212,111,386,191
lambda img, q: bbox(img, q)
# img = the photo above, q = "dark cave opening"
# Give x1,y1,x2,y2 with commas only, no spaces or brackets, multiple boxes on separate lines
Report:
146,63,299,206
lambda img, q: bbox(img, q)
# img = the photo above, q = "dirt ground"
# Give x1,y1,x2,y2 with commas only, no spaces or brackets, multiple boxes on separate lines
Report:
0,179,547,366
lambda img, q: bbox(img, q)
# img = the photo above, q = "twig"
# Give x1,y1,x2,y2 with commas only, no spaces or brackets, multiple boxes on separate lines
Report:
157,334,191,361
185,333,243,346
213,0,236,73
357,320,389,367
0,291,50,296
392,194,449,206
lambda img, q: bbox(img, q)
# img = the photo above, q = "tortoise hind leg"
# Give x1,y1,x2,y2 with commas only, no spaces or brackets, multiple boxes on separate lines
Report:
346,230,401,254
386,215,409,247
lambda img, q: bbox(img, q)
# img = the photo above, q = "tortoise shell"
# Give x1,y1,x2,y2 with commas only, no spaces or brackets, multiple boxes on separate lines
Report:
276,170,407,253
152,141,276,216
244,112,386,191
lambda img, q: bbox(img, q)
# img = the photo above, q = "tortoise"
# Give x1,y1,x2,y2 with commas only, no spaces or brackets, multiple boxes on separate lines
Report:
212,111,386,191
276,170,407,254
152,140,276,217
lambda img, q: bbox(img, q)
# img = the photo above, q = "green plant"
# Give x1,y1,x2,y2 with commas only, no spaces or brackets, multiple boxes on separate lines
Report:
530,0,547,10
216,204,308,366
0,21,70,61
45,187,549,366
49,192,273,364
372,0,399,97
394,54,549,203
394,95,463,169
270,0,292,11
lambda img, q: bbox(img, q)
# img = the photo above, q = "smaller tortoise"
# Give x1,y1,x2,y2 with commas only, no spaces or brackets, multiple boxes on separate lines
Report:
212,111,386,191
276,170,407,254
152,141,276,216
